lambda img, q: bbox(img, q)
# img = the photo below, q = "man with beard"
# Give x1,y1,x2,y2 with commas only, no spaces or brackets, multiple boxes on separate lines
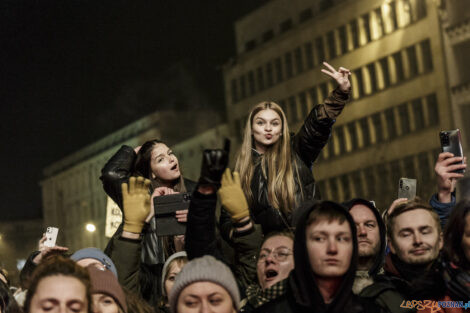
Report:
344,199,385,294
379,199,463,313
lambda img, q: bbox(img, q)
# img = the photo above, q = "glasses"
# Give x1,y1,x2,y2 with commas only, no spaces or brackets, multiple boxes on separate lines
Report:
258,248,292,262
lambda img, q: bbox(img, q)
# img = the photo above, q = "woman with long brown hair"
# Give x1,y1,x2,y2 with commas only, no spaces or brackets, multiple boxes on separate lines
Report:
221,62,351,235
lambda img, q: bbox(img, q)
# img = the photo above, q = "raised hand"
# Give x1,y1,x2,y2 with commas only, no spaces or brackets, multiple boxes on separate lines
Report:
218,169,250,222
122,176,151,234
435,152,467,202
198,139,230,189
321,62,351,92
33,234,69,265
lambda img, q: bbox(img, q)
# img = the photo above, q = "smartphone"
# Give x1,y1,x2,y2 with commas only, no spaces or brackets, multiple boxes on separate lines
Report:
44,227,59,247
398,178,417,200
440,129,464,173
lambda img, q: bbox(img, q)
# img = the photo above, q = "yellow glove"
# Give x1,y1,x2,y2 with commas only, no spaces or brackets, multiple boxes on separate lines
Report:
218,169,250,221
121,177,151,234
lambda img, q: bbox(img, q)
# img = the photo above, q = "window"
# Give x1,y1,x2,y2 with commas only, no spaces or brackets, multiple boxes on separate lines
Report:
350,19,360,49
330,178,339,200
426,93,438,126
315,36,325,65
392,51,405,82
230,79,238,103
262,30,274,42
285,52,293,79
361,13,372,44
411,0,427,21
359,117,371,147
338,25,348,55
275,57,284,83
289,96,298,123
420,39,433,72
266,62,274,87
418,152,431,183
354,68,365,98
248,71,255,95
389,1,399,30
406,46,418,78
385,107,397,140
390,160,402,188
372,112,383,142
398,103,410,135
280,19,293,33
304,42,314,69
299,8,312,22
364,167,376,198
340,174,351,201
367,63,378,94
256,67,265,91
309,87,318,106
403,155,416,179
379,57,391,88
278,100,287,114
328,135,336,157
245,40,256,52
319,82,328,101
299,92,308,117
327,30,337,59
412,98,424,130
347,122,358,151
294,47,303,74
373,8,384,38
240,75,246,99
336,126,346,154
351,171,364,197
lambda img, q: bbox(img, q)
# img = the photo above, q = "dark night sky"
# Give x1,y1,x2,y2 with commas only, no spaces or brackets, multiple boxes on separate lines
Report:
0,0,267,220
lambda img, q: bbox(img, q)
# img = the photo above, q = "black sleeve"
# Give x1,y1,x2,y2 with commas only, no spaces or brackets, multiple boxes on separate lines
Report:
100,145,136,209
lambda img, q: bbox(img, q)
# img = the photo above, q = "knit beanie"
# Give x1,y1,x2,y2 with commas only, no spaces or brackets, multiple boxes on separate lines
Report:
161,251,188,297
169,255,240,312
87,265,127,313
71,247,118,277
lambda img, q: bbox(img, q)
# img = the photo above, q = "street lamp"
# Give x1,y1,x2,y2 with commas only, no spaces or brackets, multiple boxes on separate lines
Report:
86,223,96,233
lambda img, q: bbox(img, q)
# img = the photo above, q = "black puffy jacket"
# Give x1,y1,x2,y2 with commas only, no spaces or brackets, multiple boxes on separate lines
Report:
100,145,196,265
221,87,350,236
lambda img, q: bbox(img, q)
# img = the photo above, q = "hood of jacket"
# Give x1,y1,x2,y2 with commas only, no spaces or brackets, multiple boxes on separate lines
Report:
288,200,358,313
343,198,386,277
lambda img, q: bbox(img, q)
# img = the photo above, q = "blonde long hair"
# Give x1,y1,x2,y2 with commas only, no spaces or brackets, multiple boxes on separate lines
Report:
235,101,296,214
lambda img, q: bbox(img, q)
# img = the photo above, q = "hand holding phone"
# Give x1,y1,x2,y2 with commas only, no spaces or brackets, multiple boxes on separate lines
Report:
440,129,464,174
44,227,59,248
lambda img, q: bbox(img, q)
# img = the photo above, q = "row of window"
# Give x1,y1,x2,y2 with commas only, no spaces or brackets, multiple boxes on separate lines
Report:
319,93,439,161
231,0,427,104
233,38,434,140
316,147,441,209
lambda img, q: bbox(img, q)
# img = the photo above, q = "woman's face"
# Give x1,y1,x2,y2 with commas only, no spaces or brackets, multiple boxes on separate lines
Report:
252,109,282,154
150,143,181,183
165,261,184,297
29,275,88,313
462,213,470,263
177,282,235,313
92,294,119,313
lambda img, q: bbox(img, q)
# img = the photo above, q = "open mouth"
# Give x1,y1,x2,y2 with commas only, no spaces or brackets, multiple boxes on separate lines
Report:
171,164,178,171
265,269,278,279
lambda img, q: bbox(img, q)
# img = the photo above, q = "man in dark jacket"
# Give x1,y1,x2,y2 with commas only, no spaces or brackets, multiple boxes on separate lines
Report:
344,198,386,294
379,199,461,312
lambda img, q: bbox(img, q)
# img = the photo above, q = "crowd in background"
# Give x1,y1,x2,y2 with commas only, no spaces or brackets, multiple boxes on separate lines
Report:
1,62,470,313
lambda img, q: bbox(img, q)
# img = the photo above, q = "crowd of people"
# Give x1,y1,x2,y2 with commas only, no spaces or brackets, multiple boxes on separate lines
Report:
2,62,470,313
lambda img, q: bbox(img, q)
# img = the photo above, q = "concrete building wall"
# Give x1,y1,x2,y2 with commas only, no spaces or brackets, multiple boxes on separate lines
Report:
223,0,458,210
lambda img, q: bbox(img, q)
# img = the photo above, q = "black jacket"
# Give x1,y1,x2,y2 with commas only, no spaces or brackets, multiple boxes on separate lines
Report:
100,145,196,265
221,88,350,236
252,201,382,313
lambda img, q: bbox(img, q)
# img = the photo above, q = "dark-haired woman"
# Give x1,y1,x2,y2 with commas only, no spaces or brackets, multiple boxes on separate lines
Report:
100,140,196,301
442,199,470,301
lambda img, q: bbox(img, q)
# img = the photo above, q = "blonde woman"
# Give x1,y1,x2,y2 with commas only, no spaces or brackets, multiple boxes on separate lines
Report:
221,62,351,235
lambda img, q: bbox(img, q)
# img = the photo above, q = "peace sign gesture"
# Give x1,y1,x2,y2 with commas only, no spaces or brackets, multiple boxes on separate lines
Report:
321,62,351,92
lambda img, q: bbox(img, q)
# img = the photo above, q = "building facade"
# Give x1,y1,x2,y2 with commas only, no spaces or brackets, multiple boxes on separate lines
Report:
223,0,467,210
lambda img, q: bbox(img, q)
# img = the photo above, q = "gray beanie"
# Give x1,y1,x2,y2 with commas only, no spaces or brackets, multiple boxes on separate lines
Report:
70,247,118,277
161,251,188,297
169,255,240,312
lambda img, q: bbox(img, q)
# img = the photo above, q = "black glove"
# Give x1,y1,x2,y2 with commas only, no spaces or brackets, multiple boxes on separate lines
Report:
198,139,230,188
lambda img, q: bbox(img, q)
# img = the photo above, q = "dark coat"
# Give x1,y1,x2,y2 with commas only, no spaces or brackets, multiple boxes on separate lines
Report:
100,145,196,265
251,201,382,313
221,88,350,236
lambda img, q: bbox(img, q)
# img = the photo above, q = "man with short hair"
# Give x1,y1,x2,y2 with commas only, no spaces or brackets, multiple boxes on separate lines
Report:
344,199,385,294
